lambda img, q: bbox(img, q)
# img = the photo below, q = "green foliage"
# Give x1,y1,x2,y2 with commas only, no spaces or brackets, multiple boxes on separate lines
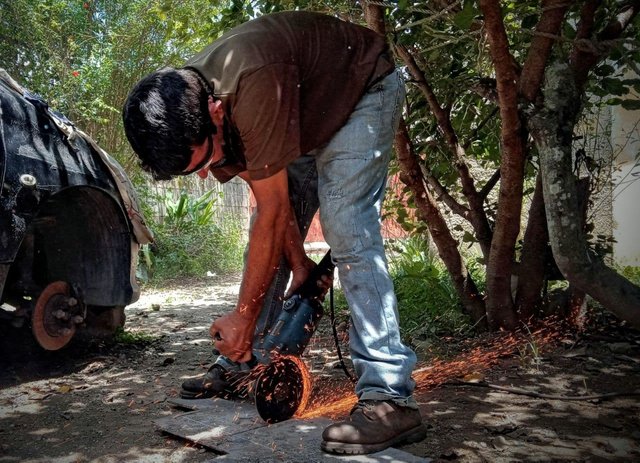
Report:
113,327,156,344
517,325,542,370
387,237,473,338
619,266,640,286
0,0,239,169
163,190,221,230
144,191,245,283
149,221,244,282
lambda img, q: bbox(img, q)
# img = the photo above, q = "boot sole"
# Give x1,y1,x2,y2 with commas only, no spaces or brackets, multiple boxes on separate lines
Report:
179,389,216,400
321,423,427,455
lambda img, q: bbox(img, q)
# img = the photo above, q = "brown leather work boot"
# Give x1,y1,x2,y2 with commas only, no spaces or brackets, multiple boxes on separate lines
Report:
321,400,427,455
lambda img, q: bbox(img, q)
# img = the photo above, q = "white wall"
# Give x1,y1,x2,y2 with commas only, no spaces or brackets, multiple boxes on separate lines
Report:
611,71,640,266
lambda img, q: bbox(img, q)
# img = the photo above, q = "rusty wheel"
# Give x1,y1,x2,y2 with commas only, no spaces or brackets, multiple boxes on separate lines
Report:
32,281,84,350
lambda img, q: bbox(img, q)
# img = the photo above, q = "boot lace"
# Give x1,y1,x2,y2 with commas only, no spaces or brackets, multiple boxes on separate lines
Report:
350,399,380,415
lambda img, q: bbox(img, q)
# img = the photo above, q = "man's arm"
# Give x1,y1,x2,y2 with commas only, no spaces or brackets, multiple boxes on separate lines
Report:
239,170,315,295
210,169,290,362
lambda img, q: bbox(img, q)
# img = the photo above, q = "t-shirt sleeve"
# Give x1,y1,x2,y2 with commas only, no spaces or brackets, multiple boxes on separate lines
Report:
232,63,301,180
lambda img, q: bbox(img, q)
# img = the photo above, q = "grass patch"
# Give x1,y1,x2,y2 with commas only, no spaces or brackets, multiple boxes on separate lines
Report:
113,327,157,345
138,190,246,284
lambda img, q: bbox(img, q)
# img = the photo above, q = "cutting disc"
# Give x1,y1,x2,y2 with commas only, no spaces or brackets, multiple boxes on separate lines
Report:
32,281,76,350
253,356,310,423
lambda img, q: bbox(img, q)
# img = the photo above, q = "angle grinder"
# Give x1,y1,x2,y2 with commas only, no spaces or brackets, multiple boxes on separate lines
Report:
249,251,334,423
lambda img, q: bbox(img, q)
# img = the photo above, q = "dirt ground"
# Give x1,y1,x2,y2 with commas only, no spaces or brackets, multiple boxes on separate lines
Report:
1,275,639,462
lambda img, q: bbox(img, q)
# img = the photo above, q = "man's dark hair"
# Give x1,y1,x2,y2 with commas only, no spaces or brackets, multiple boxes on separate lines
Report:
122,67,213,180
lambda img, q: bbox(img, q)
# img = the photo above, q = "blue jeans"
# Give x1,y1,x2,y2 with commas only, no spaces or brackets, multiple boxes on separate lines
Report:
219,70,417,405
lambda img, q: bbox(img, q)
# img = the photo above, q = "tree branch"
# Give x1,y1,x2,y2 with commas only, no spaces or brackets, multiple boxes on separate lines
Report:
420,164,471,218
462,106,500,151
571,0,640,90
394,43,494,258
519,0,575,103
362,1,386,34
479,168,501,201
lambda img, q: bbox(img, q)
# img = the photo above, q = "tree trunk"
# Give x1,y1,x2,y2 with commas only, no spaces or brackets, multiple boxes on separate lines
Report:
529,63,640,329
395,122,488,328
480,0,526,330
518,0,574,103
515,174,548,321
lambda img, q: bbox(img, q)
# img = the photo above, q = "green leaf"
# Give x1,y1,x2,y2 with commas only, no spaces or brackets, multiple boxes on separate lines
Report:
454,1,477,30
606,97,624,106
462,231,476,243
601,77,628,96
563,22,576,39
621,99,640,111
594,64,615,77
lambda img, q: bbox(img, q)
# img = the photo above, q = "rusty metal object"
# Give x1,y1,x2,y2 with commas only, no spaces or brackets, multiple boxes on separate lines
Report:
32,281,85,350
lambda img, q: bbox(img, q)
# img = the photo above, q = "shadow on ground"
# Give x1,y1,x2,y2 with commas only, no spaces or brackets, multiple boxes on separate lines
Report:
1,275,639,462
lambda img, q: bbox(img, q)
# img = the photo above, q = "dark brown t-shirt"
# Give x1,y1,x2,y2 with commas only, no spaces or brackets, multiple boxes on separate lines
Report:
185,11,394,182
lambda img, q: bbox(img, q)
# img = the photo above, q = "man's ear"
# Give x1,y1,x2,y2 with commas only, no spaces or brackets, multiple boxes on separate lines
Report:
208,97,224,125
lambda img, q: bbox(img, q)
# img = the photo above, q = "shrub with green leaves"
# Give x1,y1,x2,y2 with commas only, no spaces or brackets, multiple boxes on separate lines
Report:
114,327,156,345
387,237,474,338
163,190,219,230
141,190,245,283
619,266,640,286
150,219,244,281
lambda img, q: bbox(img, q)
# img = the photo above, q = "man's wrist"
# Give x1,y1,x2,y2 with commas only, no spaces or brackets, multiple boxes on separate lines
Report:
234,304,258,323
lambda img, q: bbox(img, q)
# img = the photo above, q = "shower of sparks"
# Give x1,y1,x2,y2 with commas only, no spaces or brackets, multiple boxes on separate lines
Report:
299,320,566,420
290,355,313,416
229,354,313,419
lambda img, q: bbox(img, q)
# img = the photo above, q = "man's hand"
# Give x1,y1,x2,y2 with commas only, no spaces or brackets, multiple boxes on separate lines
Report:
210,310,256,363
285,256,316,298
285,255,334,299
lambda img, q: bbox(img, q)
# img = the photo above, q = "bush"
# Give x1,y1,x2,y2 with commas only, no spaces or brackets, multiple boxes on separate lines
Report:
619,265,640,286
139,190,245,283
387,237,473,338
150,218,244,281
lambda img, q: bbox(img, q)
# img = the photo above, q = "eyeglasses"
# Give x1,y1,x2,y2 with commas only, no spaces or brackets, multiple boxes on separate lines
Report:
183,133,215,175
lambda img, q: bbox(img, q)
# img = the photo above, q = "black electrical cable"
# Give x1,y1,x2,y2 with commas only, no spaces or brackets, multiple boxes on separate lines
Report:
329,285,357,383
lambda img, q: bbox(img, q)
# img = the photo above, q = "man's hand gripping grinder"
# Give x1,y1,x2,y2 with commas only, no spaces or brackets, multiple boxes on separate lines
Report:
250,251,334,423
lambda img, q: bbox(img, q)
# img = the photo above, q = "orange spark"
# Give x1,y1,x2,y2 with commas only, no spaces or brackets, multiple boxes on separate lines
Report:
288,355,313,418
298,321,566,420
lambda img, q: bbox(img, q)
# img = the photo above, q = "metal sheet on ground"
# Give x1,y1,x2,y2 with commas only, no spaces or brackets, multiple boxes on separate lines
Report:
156,399,431,462
157,399,266,443
167,397,225,411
